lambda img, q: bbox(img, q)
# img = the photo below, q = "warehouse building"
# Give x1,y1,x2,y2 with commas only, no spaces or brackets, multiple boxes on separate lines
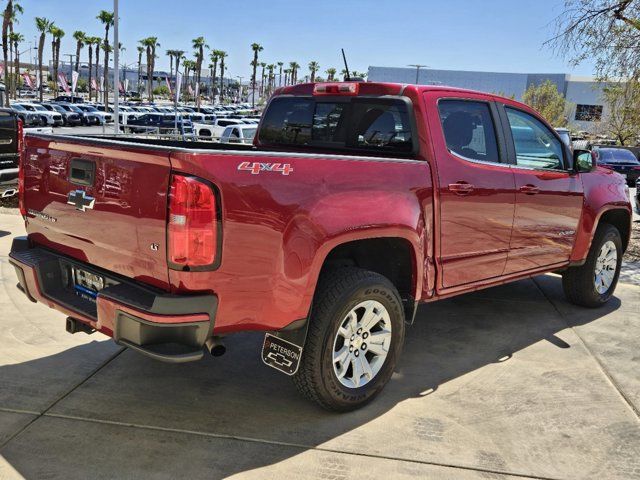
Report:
367,66,608,131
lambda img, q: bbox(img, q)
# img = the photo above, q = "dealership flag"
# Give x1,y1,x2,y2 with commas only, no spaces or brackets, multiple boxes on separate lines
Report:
175,72,182,103
71,71,79,93
187,84,194,96
165,76,172,95
119,81,125,93
91,78,98,91
0,64,4,77
124,79,129,91
22,72,34,89
58,72,70,93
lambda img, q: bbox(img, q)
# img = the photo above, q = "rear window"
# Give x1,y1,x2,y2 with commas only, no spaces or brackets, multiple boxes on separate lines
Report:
596,148,639,164
258,96,415,155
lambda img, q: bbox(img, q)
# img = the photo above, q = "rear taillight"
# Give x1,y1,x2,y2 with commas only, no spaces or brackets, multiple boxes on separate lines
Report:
17,118,26,216
168,174,218,269
313,82,359,96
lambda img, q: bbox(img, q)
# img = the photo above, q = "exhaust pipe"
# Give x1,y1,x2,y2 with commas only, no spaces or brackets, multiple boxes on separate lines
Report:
1,189,16,198
205,336,226,357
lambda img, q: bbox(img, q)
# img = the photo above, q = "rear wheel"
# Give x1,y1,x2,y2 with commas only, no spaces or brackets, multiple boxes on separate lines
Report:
293,267,405,411
562,223,622,307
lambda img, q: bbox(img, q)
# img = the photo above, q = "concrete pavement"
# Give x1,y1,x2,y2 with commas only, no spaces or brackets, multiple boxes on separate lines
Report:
0,212,639,480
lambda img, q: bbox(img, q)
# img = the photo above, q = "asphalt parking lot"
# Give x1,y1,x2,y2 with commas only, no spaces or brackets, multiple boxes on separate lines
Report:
0,211,639,480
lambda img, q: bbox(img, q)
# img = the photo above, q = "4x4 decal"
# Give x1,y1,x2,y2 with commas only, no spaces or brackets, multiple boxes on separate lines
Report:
237,161,293,176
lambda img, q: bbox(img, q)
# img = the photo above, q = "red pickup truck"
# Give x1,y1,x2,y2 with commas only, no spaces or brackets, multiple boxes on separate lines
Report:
10,82,632,411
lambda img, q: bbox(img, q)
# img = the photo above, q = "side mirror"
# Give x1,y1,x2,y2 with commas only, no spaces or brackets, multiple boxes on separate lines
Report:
574,149,596,173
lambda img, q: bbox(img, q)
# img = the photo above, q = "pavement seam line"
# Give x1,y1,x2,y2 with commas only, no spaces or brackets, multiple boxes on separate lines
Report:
531,277,640,420
0,346,125,451
42,412,562,480
0,407,39,416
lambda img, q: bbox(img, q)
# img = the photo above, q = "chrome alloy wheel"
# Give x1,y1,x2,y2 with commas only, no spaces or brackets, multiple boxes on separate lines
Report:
332,300,392,389
594,240,617,294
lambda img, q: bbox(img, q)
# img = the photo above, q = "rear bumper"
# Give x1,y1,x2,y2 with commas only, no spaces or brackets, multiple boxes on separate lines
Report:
9,237,218,363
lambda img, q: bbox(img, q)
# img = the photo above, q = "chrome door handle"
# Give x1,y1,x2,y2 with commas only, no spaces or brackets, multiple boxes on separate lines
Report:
448,182,475,195
520,184,540,195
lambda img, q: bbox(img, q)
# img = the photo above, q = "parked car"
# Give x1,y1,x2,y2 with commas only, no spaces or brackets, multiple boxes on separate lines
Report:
10,82,632,411
195,118,244,139
10,103,43,127
55,103,100,126
53,95,85,104
122,113,178,133
14,103,63,127
592,146,640,186
41,103,82,126
219,124,257,144
76,104,113,124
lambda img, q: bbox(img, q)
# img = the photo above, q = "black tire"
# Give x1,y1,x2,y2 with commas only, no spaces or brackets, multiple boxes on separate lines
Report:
562,223,622,307
292,267,405,411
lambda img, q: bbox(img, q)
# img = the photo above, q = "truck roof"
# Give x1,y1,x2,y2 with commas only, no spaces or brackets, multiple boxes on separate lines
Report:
274,81,515,101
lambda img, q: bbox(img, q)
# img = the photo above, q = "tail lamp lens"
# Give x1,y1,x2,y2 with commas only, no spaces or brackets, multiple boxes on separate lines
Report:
17,118,26,216
168,174,217,268
313,82,359,96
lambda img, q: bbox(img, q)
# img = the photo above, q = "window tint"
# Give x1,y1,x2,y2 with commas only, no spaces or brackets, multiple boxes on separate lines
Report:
506,108,564,170
595,148,639,164
438,100,500,162
258,97,415,155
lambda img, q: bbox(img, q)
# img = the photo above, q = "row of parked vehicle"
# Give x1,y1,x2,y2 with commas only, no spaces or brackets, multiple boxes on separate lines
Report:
10,99,113,128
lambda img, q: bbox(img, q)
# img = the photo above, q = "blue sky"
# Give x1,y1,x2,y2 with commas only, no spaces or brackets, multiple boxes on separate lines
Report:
12,0,595,79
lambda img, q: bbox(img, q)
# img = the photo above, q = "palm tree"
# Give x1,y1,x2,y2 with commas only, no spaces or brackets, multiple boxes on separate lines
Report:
34,17,51,102
137,45,145,94
6,1,22,100
2,0,14,106
191,36,208,109
209,50,223,101
92,37,101,100
277,61,283,87
218,51,227,103
48,25,64,96
97,10,114,107
267,64,275,95
308,61,320,83
141,37,159,100
172,49,185,98
9,31,22,98
289,62,300,84
325,67,336,81
283,68,290,86
250,43,263,108
259,62,266,96
72,30,86,73
86,36,100,101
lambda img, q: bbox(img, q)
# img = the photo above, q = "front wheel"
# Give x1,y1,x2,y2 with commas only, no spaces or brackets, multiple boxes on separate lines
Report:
562,223,623,307
293,267,405,411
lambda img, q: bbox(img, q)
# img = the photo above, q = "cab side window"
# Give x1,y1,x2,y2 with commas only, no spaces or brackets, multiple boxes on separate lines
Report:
438,100,500,163
505,108,564,170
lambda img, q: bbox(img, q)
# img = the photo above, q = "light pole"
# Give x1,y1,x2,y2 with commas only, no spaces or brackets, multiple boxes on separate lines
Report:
236,76,243,102
408,64,428,84
113,0,120,135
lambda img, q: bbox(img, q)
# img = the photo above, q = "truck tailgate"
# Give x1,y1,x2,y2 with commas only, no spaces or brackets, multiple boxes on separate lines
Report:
22,135,172,290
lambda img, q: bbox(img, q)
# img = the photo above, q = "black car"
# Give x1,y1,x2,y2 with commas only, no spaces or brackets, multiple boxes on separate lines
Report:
41,103,82,126
124,113,181,133
593,147,640,186
53,95,84,104
55,103,100,126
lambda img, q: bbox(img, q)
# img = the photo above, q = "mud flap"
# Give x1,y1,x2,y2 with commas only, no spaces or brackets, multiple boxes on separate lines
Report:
261,333,303,375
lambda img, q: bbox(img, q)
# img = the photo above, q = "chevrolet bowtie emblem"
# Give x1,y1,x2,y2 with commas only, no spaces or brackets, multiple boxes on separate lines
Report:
67,190,95,212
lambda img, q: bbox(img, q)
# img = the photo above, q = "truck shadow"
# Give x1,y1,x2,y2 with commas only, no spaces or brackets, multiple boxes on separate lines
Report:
0,275,626,479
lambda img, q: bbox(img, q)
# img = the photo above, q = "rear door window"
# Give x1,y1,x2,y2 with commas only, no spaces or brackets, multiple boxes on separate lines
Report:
438,100,500,163
258,96,416,155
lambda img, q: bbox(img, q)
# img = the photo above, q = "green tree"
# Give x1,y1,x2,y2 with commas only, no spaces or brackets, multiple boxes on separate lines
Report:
141,37,159,100
2,0,14,106
308,61,320,82
86,36,100,101
72,31,86,73
277,61,283,87
522,80,569,127
549,1,640,80
97,10,114,106
7,1,22,100
325,67,336,81
218,51,227,102
9,31,23,98
35,17,51,101
250,43,263,108
602,80,640,145
49,25,64,96
192,36,208,109
210,50,224,100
